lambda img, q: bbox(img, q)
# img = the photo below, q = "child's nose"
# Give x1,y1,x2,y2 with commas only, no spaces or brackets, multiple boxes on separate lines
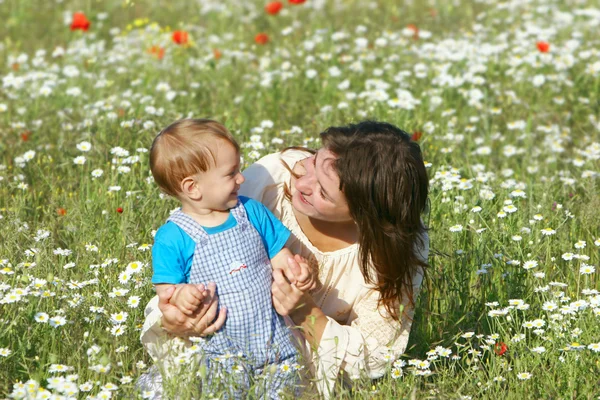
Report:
236,173,245,184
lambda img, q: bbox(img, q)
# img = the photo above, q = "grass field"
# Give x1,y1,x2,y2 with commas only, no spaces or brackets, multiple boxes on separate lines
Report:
0,0,599,398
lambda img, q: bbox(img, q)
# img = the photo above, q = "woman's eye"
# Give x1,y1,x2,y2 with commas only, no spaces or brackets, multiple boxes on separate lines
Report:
319,189,327,199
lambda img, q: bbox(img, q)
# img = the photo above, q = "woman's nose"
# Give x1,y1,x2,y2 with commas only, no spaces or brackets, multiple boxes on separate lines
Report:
295,159,315,192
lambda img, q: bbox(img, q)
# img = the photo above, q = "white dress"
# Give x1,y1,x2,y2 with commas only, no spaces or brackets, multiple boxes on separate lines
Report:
140,149,429,397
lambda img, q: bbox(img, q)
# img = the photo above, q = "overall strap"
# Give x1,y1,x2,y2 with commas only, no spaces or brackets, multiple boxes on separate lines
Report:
166,209,209,246
229,200,250,232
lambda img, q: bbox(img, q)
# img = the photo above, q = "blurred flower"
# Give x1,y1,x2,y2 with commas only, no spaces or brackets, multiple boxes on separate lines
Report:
531,346,546,354
523,260,538,270
449,225,463,232
580,264,595,275
147,45,165,60
49,316,67,328
588,343,600,352
536,41,550,53
172,30,189,45
517,372,532,380
265,1,283,15
116,207,123,214
494,342,507,356
255,33,269,45
404,24,419,40
541,228,556,236
70,12,90,31
77,141,92,152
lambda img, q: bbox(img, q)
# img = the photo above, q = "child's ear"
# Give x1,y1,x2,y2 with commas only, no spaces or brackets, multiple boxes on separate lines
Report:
181,176,202,200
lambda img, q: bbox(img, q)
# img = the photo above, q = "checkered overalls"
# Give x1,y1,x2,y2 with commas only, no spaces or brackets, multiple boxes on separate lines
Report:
167,202,299,398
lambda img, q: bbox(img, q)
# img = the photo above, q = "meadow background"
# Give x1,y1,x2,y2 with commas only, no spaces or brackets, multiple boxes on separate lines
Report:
1,0,599,398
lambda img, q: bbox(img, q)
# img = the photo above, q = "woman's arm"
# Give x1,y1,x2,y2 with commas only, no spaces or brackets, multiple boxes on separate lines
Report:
273,239,428,394
271,262,328,349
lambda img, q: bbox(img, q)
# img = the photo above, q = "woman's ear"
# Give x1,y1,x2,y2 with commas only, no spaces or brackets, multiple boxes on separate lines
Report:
180,176,202,200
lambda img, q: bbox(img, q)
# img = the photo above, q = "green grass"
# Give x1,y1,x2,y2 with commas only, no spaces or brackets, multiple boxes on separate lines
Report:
0,0,599,398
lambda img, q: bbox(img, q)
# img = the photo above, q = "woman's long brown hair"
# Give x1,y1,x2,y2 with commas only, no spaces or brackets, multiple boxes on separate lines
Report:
283,121,429,321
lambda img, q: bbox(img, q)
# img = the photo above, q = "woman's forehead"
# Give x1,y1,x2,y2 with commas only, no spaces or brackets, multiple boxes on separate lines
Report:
316,149,337,176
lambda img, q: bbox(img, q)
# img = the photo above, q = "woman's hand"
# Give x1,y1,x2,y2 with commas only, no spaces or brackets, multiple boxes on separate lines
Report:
157,282,227,337
271,267,307,319
290,254,317,292
271,256,315,320
272,256,328,347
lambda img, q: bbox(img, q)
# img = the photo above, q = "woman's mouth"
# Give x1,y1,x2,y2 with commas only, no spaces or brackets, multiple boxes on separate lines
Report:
299,192,311,205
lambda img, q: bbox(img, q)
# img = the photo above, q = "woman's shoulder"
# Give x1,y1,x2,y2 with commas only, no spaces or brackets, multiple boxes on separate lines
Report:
240,149,310,200
247,149,311,174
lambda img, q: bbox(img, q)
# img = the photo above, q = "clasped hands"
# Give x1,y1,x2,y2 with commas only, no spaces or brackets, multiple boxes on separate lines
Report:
157,254,315,337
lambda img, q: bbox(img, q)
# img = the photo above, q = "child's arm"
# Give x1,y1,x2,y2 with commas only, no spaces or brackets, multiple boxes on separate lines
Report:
271,248,317,292
240,196,316,291
155,283,206,316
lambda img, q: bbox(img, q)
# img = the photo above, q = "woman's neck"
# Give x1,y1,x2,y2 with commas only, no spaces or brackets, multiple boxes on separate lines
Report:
293,208,358,252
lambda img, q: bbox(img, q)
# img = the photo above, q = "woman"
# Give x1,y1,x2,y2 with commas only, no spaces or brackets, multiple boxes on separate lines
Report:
140,120,430,397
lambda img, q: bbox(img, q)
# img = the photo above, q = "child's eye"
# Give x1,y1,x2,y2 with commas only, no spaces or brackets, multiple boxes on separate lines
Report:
319,189,327,200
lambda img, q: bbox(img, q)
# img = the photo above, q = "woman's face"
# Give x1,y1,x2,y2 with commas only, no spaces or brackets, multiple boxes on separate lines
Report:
291,148,353,223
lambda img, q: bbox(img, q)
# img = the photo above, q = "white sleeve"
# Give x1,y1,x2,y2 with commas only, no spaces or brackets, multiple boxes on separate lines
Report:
140,296,192,377
240,152,287,203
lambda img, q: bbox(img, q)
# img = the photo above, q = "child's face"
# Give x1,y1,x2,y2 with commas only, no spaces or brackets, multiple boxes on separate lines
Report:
193,141,244,211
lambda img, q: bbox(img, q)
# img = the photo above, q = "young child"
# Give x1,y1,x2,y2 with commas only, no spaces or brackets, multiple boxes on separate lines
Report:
148,119,314,398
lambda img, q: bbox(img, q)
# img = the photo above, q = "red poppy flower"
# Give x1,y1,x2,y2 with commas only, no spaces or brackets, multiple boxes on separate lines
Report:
70,12,91,31
147,45,165,60
288,0,305,3
494,342,508,356
172,30,189,45
536,41,550,53
265,1,283,14
407,24,419,40
21,131,31,142
255,33,269,45
57,208,67,216
411,131,423,141
116,207,123,214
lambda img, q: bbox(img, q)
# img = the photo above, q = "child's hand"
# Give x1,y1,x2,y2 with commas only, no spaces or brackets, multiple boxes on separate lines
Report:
170,284,207,316
288,254,317,292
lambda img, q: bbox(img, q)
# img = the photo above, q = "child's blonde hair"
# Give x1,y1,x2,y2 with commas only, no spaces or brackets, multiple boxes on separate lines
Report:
149,119,240,197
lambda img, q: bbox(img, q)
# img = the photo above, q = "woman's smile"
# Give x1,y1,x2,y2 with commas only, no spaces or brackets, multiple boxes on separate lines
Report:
298,191,312,205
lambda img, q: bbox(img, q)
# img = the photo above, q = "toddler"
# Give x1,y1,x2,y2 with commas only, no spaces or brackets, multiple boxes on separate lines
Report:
148,119,313,398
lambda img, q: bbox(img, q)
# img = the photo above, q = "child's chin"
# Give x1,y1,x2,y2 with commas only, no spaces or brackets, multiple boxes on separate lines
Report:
226,198,239,207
